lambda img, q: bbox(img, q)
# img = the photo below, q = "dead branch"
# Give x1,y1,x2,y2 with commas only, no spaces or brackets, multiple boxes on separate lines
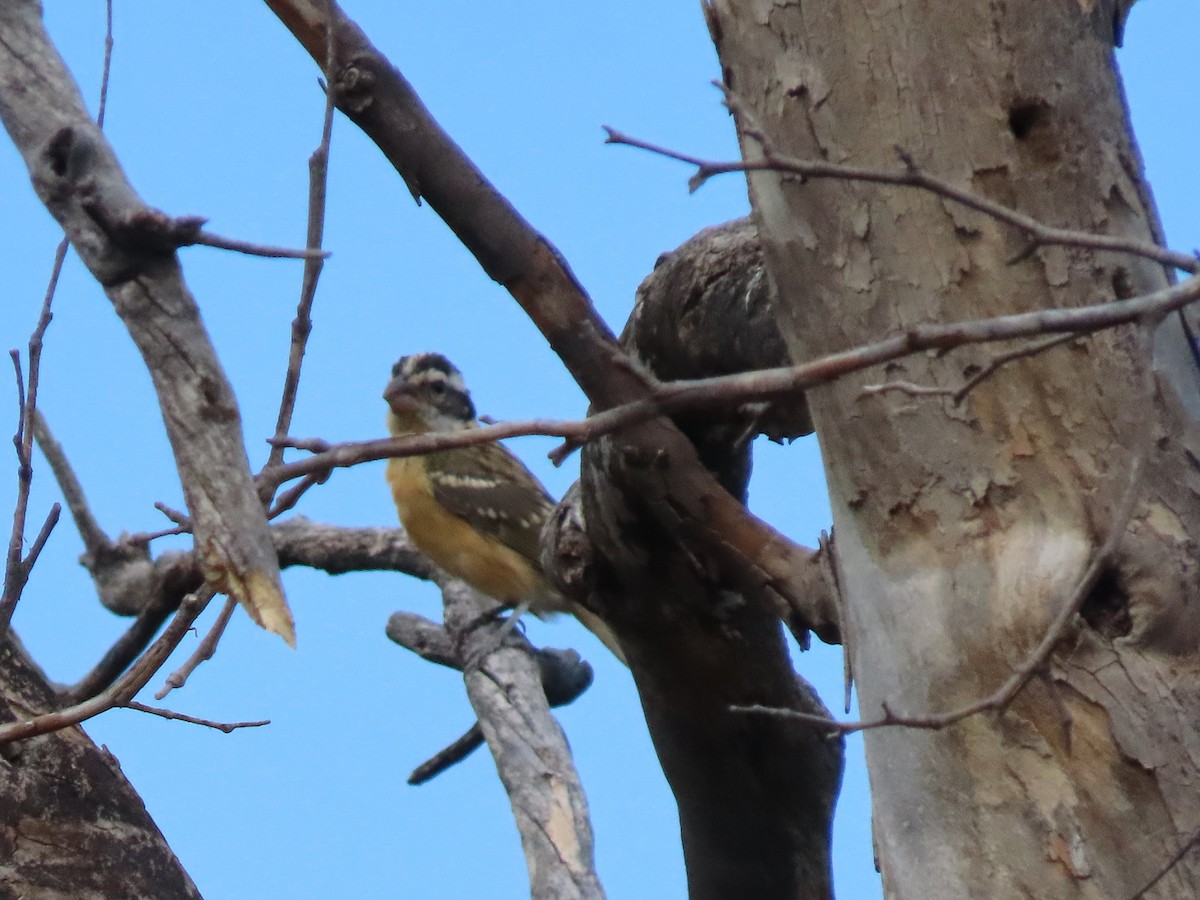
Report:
438,579,605,899
57,516,435,705
603,125,1198,276
265,272,1200,490
122,700,270,734
861,334,1081,402
0,587,216,745
264,0,338,477
386,609,595,784
155,596,237,700
0,0,293,645
0,246,63,633
188,230,329,259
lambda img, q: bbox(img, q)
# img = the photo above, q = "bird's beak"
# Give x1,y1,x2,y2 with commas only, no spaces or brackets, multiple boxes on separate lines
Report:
383,377,417,414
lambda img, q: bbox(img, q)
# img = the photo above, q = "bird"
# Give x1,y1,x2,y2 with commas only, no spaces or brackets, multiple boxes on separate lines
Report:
383,352,624,663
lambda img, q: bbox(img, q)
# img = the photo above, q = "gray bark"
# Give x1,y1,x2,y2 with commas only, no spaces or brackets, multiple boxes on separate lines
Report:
440,580,606,900
0,0,292,645
709,1,1200,897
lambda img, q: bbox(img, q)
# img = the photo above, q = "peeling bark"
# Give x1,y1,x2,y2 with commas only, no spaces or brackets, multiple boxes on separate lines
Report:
709,0,1200,896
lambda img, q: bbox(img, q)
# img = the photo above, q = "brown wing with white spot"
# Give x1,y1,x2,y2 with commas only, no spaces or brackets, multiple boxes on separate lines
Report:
426,442,555,569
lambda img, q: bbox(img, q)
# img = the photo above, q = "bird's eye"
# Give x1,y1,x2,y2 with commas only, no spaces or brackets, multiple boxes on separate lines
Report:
429,382,446,394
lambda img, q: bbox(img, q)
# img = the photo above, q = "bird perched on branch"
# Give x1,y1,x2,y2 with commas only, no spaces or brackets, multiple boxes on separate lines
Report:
383,352,624,663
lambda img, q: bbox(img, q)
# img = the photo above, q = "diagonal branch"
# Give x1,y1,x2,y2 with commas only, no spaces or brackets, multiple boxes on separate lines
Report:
261,0,831,646
0,0,293,645
439,579,605,899
264,272,1200,488
0,587,216,745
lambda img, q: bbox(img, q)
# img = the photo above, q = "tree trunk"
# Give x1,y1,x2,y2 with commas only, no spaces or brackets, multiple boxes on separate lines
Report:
0,636,201,899
708,1,1200,897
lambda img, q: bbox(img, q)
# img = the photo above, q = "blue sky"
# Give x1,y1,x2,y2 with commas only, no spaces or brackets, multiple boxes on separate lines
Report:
0,3,1195,898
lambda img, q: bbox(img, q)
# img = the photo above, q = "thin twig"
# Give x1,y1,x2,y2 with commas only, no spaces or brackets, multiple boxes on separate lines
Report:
263,0,338,477
0,587,215,744
31,410,111,555
603,125,1198,275
266,474,321,519
23,503,61,577
0,241,66,634
734,319,1158,736
120,524,190,546
408,723,484,785
261,275,1200,492
122,700,269,734
96,0,114,127
188,231,329,260
154,595,238,700
861,333,1080,402
63,578,190,704
153,501,191,528
1128,827,1200,900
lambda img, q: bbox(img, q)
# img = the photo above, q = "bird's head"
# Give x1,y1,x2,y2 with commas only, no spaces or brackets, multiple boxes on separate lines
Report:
384,352,477,435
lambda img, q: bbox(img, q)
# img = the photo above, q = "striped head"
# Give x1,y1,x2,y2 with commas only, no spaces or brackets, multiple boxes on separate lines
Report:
384,352,477,434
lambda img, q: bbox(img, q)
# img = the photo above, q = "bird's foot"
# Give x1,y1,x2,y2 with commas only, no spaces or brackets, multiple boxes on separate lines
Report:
462,599,531,670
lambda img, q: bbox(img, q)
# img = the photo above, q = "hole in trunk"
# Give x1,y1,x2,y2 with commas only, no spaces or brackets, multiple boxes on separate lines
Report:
1079,567,1132,640
1007,100,1049,140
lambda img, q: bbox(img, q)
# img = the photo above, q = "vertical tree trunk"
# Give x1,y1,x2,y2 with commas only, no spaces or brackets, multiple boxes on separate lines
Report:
709,1,1200,896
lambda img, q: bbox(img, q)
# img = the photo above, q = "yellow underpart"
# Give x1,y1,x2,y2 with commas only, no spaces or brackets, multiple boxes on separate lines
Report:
387,455,544,604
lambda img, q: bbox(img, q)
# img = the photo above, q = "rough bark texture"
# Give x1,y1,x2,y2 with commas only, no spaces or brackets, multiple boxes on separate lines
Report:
0,0,292,645
0,636,201,900
709,1,1200,897
440,580,605,900
622,218,812,499
545,223,849,897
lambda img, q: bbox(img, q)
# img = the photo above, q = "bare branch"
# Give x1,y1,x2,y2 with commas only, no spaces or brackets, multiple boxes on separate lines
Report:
154,596,238,700
407,723,484,786
387,609,596,784
265,274,1200,491
603,125,1198,275
263,0,338,476
0,237,64,634
122,700,269,734
188,229,329,260
0,587,216,745
0,0,293,645
63,519,433,703
861,334,1081,403
96,0,113,127
63,555,197,704
439,579,604,898
31,409,111,556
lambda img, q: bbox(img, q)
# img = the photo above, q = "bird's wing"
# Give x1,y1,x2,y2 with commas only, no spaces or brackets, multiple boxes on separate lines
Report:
426,442,555,568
